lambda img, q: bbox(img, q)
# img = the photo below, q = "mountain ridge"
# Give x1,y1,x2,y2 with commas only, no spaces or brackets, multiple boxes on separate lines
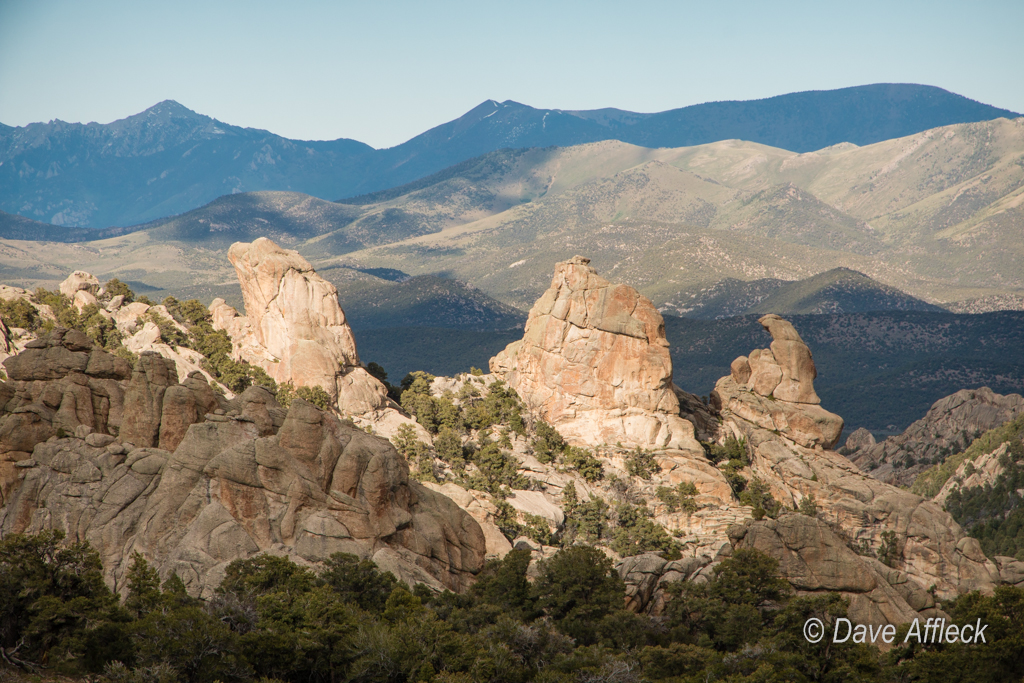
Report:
1,117,1022,315
2,83,1018,228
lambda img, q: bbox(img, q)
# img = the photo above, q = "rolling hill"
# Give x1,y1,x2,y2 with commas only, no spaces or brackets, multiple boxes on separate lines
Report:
2,84,1017,228
1,118,1021,321
663,268,946,318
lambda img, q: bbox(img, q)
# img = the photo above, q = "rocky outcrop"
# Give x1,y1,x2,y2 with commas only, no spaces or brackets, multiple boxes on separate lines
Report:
0,329,132,455
845,387,1024,486
730,516,927,626
123,321,222,388
60,271,101,311
0,392,486,597
618,515,942,630
841,427,876,453
617,552,716,615
490,256,700,451
934,442,1009,506
421,481,513,560
0,329,237,506
212,238,388,415
712,315,1000,600
717,314,843,449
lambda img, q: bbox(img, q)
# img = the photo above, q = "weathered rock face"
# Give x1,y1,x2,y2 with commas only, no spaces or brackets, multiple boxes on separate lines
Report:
618,515,942,631
490,256,699,451
60,271,100,300
421,481,513,560
842,427,877,453
717,314,843,450
934,442,1009,506
617,552,717,615
213,238,388,415
0,394,486,597
0,329,132,453
0,330,128,504
711,316,1000,599
730,516,926,626
845,387,1024,486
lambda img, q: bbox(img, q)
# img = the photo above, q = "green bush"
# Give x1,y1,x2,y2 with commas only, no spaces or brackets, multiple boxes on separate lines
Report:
798,493,819,517
276,383,333,412
564,445,604,483
522,513,553,546
102,278,135,303
705,436,749,465
493,500,523,541
434,426,467,472
531,420,565,464
391,424,437,482
463,380,526,435
611,504,681,559
365,361,401,402
0,530,126,673
877,530,901,567
319,552,399,614
739,477,782,520
533,545,625,646
464,435,529,495
145,309,190,348
625,447,661,480
656,482,700,514
0,297,39,329
562,495,609,544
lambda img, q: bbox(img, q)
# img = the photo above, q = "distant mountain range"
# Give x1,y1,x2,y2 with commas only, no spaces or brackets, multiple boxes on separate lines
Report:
665,268,946,319
1,116,1022,315
2,83,1018,228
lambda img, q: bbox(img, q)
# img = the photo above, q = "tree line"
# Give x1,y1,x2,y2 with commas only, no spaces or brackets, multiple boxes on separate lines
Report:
4,530,1024,682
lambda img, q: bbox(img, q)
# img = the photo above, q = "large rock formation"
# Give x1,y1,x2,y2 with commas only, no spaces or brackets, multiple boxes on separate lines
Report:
211,238,388,415
712,315,1000,600
0,382,485,597
60,271,101,311
934,442,1010,506
0,329,132,458
729,516,935,625
617,514,943,630
490,256,699,451
844,387,1024,486
719,314,843,449
0,331,232,506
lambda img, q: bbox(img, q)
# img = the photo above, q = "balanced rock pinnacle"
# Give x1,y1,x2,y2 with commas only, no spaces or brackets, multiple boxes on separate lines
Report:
490,256,699,450
715,314,841,449
711,315,1000,599
211,238,387,414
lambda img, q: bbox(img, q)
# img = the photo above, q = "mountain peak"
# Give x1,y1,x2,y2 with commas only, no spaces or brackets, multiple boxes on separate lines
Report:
140,99,204,121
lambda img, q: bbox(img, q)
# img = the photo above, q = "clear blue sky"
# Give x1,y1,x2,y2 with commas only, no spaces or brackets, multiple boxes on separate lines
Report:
1,0,1021,149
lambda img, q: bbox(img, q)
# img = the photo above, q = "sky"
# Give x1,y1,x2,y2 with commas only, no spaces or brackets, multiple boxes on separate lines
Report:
1,0,1022,149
